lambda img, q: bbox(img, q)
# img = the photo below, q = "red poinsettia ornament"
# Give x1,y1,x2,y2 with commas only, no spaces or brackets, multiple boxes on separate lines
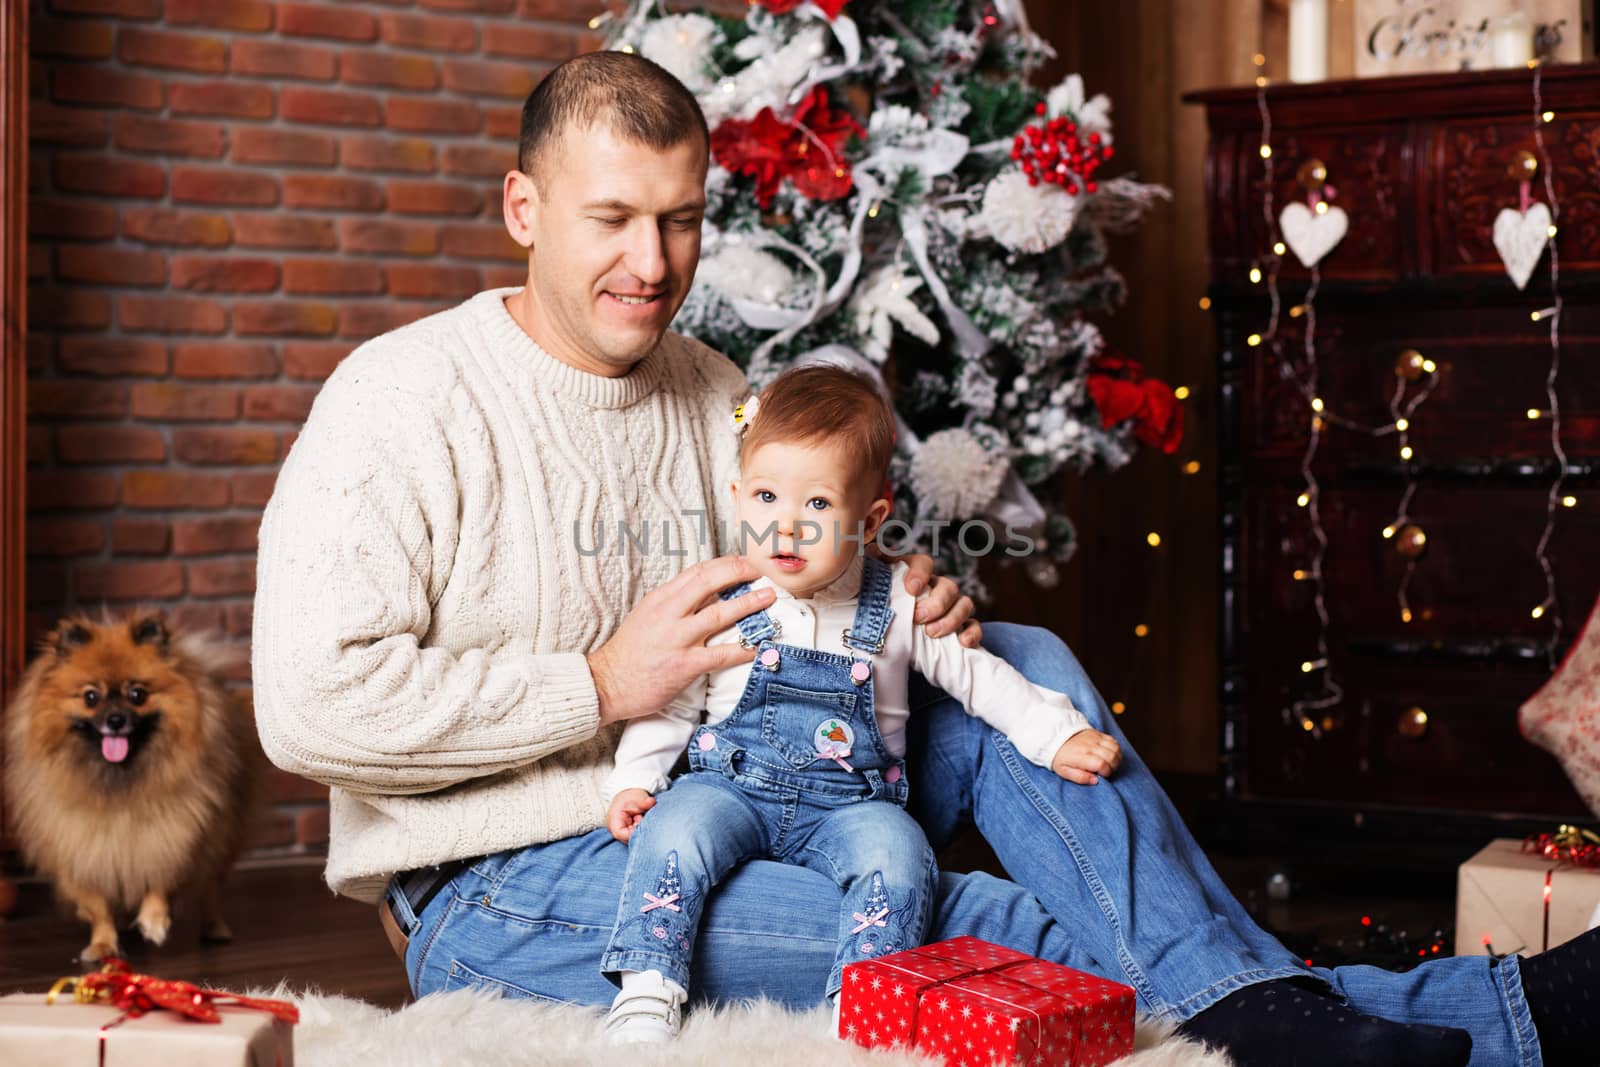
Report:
756,0,850,18
1086,353,1184,454
710,88,863,209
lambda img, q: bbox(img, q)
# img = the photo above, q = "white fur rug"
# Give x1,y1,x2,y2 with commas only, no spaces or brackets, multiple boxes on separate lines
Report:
268,986,1233,1067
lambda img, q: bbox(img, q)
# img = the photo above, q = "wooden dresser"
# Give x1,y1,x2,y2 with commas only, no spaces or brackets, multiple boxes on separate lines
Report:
1188,66,1600,859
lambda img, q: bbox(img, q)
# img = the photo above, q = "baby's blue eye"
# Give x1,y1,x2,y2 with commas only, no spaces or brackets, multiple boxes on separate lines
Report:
757,490,776,503
806,498,830,511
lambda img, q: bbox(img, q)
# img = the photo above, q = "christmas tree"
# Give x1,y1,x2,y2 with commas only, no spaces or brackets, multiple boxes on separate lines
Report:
610,0,1176,596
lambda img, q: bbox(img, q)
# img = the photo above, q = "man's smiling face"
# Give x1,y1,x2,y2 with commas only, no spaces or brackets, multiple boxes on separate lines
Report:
512,122,707,377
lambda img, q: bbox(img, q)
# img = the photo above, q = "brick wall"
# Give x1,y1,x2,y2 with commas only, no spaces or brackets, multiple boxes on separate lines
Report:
25,0,606,858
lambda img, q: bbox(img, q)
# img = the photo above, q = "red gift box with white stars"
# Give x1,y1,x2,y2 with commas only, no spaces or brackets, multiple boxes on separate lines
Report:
838,936,1134,1067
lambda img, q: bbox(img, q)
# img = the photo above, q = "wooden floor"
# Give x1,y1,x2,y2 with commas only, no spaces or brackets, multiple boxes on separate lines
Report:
0,827,1459,1012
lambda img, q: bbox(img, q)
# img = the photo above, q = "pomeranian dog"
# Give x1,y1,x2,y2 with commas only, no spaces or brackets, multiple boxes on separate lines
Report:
2,613,260,961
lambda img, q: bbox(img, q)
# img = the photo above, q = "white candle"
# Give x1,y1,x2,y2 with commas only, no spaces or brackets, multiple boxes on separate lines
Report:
1488,12,1534,69
1288,0,1329,83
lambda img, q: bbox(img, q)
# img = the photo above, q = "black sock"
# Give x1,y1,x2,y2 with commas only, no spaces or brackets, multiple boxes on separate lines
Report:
1176,979,1471,1067
1519,925,1600,1066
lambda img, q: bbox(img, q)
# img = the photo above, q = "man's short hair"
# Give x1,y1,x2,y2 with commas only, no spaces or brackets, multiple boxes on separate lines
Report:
742,366,897,500
518,51,709,187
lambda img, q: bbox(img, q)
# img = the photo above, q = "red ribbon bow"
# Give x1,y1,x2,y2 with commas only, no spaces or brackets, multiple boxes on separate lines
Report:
49,958,300,1025
1523,825,1600,869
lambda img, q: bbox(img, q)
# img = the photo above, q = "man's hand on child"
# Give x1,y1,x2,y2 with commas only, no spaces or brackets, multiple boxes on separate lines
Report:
606,788,657,843
1051,729,1122,786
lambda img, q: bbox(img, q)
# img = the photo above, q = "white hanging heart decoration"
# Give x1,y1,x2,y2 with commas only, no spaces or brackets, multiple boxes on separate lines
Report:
1492,201,1552,291
1278,201,1349,268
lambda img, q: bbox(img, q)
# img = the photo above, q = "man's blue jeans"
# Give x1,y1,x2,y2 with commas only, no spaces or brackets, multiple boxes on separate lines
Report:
391,624,1541,1066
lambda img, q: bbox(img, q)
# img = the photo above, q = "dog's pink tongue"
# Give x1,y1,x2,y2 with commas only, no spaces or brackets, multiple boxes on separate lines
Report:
101,735,130,763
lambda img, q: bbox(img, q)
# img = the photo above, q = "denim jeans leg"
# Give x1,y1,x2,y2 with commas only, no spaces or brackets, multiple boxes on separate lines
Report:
598,777,770,991
792,801,939,995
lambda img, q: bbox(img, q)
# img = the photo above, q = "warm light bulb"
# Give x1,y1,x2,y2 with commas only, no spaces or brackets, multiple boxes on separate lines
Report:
1247,333,1263,347
1543,110,1555,122
1289,305,1305,318
1547,225,1558,238
1134,624,1149,638
1260,144,1272,158
1174,386,1191,400
1273,241,1287,256
1296,492,1310,507
1293,569,1309,581
1183,460,1201,474
1249,266,1263,284
1301,718,1316,732
1146,532,1162,547
1400,445,1414,460
1382,525,1396,539
1401,608,1413,623
620,43,635,53
1563,495,1577,507
1314,201,1329,215
867,202,880,219
1198,296,1212,310
1528,408,1543,420
1422,359,1437,373
1532,604,1546,619
1395,418,1409,432
1255,75,1268,88
1532,310,1543,322
1311,397,1324,412
1253,52,1266,66
1111,701,1126,715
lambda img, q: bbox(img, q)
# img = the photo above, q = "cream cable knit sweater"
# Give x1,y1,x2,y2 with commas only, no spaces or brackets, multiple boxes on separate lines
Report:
253,288,747,903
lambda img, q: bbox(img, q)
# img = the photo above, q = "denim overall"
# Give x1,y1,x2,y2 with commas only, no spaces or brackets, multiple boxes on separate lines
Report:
600,557,938,997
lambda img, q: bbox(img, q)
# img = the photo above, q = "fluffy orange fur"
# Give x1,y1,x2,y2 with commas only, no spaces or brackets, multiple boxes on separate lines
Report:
2,613,261,961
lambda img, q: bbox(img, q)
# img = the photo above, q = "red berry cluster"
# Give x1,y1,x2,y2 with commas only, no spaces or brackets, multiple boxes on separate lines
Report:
1009,101,1113,192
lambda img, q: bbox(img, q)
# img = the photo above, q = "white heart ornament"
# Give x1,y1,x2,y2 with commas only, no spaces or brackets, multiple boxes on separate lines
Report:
1492,202,1552,291
1278,202,1349,268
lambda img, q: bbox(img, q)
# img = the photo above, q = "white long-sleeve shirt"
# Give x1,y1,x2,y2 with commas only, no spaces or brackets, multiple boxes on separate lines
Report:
607,559,1089,798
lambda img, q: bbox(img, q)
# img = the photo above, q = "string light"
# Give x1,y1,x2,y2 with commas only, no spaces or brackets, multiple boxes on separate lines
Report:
1146,532,1162,547
1183,460,1201,474
1174,386,1191,400
1198,296,1212,310
1134,624,1149,637
1529,62,1569,662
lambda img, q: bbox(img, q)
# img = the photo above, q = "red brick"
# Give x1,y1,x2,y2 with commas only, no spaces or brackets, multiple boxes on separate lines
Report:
225,601,253,638
32,18,116,59
118,28,226,73
483,266,526,289
232,127,337,167
173,166,279,208
29,287,113,330
230,470,278,507
57,245,166,287
28,243,48,282
485,104,521,141
173,341,279,379
282,342,349,381
30,197,117,239
338,301,442,339
283,259,381,296
29,102,110,146
242,385,317,422
52,153,166,199
188,558,256,597
173,515,261,556
48,0,161,16
577,30,606,54
129,383,240,421
114,114,225,158
59,338,169,376
422,0,514,12
379,12,476,52
113,518,171,555
230,39,336,80
267,766,328,803
244,810,295,851
483,24,578,62
57,424,168,464
28,381,127,419
232,213,336,250
280,87,381,128
280,429,299,454
77,562,185,601
27,518,105,557
441,58,538,99
26,573,70,613
341,50,438,91
387,262,478,299
341,135,436,174
118,294,229,334
28,425,52,464
233,301,338,337
27,471,119,510
121,209,228,248
387,179,484,216
170,602,226,634
169,81,274,119
173,427,279,465
282,174,383,212
165,0,274,32
339,219,437,256
172,256,281,293
385,96,480,135
294,805,330,847
441,223,525,262
279,4,377,42
443,143,516,178
29,154,47,195
51,65,162,110
122,469,231,508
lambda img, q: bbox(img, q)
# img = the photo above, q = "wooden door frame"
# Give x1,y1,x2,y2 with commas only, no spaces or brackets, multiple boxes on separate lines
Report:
1,1,28,843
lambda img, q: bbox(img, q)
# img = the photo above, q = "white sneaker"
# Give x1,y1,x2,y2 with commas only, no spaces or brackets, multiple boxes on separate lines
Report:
605,970,686,1046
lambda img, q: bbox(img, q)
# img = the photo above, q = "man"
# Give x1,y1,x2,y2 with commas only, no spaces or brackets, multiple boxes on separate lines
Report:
255,51,1591,1067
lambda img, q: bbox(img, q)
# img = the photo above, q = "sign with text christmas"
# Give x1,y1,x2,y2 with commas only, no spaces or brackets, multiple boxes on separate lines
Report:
1354,0,1594,76
839,936,1134,1067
